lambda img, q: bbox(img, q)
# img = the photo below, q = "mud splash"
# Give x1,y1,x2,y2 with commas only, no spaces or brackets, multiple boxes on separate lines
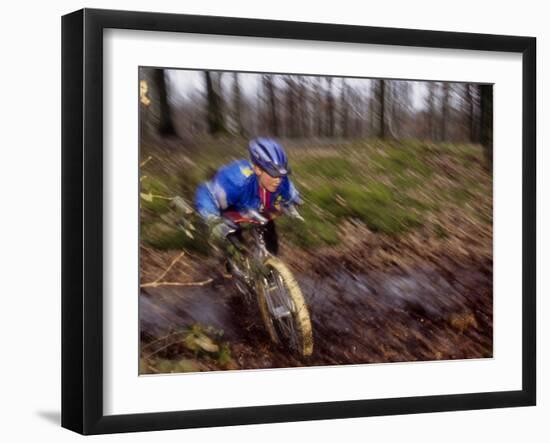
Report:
140,255,492,372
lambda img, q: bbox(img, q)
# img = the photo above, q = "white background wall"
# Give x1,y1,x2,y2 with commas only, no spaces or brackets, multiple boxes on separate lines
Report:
0,0,546,441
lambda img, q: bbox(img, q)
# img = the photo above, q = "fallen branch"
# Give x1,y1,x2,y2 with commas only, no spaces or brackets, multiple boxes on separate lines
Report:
154,251,185,283
142,330,187,352
150,194,174,201
140,156,153,168
144,344,176,360
140,249,212,289
140,251,186,288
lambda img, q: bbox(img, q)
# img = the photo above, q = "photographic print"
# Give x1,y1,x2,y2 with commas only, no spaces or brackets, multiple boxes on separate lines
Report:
62,10,535,433
138,67,493,375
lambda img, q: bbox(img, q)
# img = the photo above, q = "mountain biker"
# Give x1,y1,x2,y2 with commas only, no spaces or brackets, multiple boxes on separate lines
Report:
195,138,302,256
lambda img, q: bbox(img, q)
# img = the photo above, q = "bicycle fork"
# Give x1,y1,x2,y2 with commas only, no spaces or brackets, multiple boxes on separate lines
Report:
262,274,292,320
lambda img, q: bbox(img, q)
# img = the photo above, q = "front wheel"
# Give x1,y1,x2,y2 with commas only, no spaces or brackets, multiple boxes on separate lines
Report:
256,257,313,357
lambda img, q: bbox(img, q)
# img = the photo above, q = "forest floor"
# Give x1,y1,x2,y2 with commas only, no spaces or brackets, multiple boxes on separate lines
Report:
138,138,492,374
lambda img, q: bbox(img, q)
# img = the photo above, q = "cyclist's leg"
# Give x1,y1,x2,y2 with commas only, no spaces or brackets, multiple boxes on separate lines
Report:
263,220,279,255
222,227,247,273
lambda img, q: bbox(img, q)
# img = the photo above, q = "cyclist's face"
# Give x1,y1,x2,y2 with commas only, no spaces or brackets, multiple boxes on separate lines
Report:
254,166,283,192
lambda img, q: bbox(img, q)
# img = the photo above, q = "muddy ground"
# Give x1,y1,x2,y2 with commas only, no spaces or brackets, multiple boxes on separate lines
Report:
139,220,492,373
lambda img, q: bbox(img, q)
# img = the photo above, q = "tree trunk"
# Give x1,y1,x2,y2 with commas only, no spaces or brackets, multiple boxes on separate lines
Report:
297,77,308,137
204,71,227,135
354,90,364,137
314,77,323,137
427,82,437,141
232,73,245,136
153,69,177,136
479,84,493,169
369,81,377,136
285,76,298,137
340,80,349,138
379,79,387,139
441,82,450,141
398,81,412,138
465,84,476,142
263,75,279,136
326,78,335,137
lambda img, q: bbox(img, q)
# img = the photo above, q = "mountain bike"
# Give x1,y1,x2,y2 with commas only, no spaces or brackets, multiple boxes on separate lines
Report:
173,195,313,357
222,209,314,357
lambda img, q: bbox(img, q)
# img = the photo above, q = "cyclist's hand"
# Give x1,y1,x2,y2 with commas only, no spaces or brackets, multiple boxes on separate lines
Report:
207,216,238,242
283,204,304,221
241,209,269,225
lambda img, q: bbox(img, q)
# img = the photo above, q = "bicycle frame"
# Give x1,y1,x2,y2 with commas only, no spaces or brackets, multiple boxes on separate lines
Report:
226,223,270,283
221,210,313,356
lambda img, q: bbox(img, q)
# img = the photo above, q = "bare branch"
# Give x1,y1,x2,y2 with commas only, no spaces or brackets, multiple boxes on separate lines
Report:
140,155,153,168
154,251,185,282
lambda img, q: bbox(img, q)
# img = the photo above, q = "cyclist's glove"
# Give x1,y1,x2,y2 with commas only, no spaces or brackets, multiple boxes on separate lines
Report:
207,216,238,242
282,203,304,221
291,195,304,206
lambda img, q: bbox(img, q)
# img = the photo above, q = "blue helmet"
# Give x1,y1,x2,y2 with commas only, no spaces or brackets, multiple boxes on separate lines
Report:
248,138,290,177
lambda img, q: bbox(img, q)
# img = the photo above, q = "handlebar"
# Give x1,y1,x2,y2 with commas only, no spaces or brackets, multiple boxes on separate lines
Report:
242,209,269,225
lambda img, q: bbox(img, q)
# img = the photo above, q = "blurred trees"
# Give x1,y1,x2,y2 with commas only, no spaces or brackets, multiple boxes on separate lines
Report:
141,68,493,167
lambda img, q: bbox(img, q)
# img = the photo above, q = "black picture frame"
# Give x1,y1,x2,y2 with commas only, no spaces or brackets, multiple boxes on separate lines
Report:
61,8,536,435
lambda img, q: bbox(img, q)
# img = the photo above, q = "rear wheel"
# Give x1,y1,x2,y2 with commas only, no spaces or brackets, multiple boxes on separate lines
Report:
256,257,313,357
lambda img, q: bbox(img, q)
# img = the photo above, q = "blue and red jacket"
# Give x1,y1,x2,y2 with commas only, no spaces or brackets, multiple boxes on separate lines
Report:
195,159,301,222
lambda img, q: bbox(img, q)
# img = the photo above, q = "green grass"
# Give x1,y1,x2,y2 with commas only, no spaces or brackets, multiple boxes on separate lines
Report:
140,138,491,250
293,156,357,180
140,176,176,215
277,205,339,248
370,143,433,178
300,181,422,236
141,221,210,254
